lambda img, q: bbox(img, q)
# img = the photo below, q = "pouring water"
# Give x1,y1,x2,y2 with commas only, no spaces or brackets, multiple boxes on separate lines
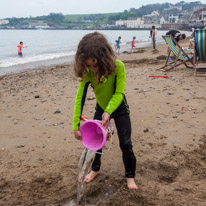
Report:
77,148,95,202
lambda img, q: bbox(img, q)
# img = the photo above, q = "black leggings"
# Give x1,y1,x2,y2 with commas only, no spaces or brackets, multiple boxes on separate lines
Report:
91,103,136,178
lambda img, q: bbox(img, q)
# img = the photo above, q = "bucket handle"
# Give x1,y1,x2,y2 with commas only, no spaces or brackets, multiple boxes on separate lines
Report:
93,120,113,155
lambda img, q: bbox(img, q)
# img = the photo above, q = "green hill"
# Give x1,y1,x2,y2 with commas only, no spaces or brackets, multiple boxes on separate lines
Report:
3,1,204,29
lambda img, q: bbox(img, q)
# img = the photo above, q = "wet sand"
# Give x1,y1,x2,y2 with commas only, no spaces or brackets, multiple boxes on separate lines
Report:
0,39,206,206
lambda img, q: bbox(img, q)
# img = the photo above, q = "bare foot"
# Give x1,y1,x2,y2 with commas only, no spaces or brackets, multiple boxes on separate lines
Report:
127,178,138,190
85,171,100,183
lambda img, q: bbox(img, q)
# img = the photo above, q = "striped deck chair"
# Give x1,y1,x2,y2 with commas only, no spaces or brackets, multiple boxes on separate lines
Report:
157,35,194,72
194,29,206,77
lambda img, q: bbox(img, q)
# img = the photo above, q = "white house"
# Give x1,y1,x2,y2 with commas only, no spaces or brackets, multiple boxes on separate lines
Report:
151,11,159,16
0,19,9,25
126,17,144,28
115,17,144,28
160,16,167,24
143,11,159,24
199,11,206,27
28,21,50,29
115,19,126,27
200,11,206,20
168,15,179,23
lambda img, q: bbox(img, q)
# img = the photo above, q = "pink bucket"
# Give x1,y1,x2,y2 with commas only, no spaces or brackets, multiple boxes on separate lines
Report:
80,120,107,152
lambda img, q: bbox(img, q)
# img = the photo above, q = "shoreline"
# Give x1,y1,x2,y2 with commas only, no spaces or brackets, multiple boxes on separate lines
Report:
0,28,194,31
0,29,192,77
1,39,206,206
0,53,75,77
0,41,156,78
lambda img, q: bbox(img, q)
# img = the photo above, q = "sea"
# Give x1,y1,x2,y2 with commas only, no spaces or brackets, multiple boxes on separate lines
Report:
0,29,192,76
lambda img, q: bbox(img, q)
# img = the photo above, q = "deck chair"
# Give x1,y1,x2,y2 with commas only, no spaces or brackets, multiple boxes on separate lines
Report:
194,29,206,77
157,35,194,72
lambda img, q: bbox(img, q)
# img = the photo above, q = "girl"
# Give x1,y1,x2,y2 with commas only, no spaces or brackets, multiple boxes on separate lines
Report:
72,32,137,190
131,36,136,53
115,36,121,54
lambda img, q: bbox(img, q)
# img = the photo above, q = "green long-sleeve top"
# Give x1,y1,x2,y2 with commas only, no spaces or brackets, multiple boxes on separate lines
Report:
73,60,125,130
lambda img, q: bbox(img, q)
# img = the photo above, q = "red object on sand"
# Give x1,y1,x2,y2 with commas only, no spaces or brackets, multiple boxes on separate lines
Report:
81,116,88,121
149,76,168,78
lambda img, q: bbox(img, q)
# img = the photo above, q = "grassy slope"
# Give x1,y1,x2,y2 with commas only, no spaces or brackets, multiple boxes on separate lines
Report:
64,12,121,22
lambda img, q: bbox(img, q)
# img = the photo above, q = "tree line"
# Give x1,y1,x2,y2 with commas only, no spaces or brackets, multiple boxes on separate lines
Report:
4,1,203,28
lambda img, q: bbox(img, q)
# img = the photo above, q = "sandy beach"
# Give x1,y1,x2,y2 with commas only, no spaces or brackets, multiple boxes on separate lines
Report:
0,39,206,206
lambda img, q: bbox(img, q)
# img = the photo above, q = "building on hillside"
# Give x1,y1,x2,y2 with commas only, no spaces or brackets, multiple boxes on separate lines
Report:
115,19,126,27
178,12,192,24
200,10,206,20
126,17,144,28
160,16,167,24
115,17,162,29
143,11,159,24
199,10,206,27
28,21,50,29
192,4,206,12
0,19,9,25
115,17,144,28
162,7,181,16
189,7,206,27
168,15,179,24
164,6,182,11
161,12,192,30
190,7,206,21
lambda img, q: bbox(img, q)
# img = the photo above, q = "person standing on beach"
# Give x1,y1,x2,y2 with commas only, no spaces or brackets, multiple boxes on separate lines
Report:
72,32,137,190
115,36,121,54
17,41,27,57
131,36,136,53
151,26,157,50
150,29,152,38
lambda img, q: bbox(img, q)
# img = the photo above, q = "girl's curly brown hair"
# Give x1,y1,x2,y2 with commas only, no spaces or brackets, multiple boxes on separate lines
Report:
74,32,116,83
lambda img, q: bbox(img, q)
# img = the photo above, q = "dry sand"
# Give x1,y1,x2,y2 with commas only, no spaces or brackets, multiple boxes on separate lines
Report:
0,40,206,206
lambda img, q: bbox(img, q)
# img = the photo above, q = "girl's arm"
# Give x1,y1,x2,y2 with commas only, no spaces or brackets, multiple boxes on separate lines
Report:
104,60,125,115
73,78,90,131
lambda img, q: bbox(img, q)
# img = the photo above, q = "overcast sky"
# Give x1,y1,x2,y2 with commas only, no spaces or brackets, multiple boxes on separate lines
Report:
0,0,205,19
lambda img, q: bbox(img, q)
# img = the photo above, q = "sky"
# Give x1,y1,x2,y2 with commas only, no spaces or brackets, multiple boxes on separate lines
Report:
0,0,205,19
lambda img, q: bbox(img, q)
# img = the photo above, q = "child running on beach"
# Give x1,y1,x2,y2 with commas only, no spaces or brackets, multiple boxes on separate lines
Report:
72,32,138,190
115,36,121,54
17,41,27,57
131,36,136,53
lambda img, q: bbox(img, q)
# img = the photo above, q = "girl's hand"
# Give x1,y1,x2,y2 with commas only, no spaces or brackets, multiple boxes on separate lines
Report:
102,112,110,129
74,130,82,140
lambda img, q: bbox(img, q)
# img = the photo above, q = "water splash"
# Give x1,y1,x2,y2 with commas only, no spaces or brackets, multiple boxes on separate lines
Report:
77,148,95,202
64,148,95,206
